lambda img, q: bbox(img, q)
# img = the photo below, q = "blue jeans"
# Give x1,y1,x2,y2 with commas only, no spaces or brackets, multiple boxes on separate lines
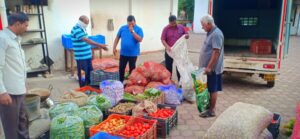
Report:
76,59,93,87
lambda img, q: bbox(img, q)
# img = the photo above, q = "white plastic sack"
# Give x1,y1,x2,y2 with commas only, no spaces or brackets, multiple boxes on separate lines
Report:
204,102,273,139
167,36,196,102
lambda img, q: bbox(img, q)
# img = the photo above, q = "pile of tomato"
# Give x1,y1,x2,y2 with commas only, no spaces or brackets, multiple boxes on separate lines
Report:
118,122,151,137
148,108,175,119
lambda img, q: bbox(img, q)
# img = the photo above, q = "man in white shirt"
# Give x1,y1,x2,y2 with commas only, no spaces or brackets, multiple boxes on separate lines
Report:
0,12,29,139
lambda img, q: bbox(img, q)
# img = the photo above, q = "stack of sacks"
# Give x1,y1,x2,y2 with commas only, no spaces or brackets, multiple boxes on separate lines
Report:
92,58,119,72
124,61,172,94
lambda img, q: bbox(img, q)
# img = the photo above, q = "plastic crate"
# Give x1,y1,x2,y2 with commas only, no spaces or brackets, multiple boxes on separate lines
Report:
61,34,105,49
108,99,138,116
88,35,106,49
61,34,73,49
144,104,178,138
90,70,120,86
116,116,157,139
89,114,131,137
250,39,272,54
267,113,281,139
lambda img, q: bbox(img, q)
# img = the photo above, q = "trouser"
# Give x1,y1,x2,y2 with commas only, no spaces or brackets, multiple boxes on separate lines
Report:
119,55,137,82
0,94,29,139
76,59,93,87
165,51,180,81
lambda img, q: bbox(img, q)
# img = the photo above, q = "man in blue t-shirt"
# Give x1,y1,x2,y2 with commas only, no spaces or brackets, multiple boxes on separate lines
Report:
113,15,144,82
71,15,108,87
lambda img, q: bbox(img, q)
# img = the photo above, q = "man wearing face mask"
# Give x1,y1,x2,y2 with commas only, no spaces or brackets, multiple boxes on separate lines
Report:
161,15,189,83
113,15,144,82
0,12,29,139
71,15,108,87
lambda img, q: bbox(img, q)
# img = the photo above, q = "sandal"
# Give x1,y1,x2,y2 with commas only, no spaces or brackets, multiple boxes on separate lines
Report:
199,110,216,118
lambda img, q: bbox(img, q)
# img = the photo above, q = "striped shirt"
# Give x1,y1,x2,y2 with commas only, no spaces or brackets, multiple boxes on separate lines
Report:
71,24,92,60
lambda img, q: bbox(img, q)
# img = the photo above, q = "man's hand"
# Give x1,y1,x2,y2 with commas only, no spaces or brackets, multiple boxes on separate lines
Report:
205,67,212,74
129,24,134,33
185,34,190,39
101,44,108,51
113,48,117,56
0,93,12,105
166,46,172,52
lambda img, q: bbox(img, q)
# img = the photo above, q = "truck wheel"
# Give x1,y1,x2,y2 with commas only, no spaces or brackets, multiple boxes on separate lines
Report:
267,81,275,88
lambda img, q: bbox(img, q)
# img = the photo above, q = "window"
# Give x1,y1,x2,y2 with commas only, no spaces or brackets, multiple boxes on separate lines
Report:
240,17,258,26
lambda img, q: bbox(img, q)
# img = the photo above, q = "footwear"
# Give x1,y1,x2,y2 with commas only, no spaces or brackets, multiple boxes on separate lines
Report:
199,110,216,118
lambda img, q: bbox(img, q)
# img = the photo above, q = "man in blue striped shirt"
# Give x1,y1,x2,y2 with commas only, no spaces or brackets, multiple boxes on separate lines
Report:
71,15,108,87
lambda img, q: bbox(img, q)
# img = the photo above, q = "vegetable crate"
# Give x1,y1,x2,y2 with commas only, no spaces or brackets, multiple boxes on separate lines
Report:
89,114,131,137
116,116,157,139
144,104,178,138
90,70,119,86
108,99,138,116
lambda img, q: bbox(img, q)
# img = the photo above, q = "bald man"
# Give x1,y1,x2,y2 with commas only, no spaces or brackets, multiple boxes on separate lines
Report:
71,15,108,87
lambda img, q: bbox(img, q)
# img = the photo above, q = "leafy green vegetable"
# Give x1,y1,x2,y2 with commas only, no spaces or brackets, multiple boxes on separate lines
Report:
144,88,161,97
50,114,84,139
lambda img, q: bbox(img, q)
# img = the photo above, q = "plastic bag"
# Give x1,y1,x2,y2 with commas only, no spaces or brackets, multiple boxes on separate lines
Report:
157,85,181,105
92,58,118,70
132,100,157,117
124,85,145,95
167,36,196,102
49,102,79,119
50,114,84,139
100,80,124,106
191,68,210,112
78,105,103,138
87,95,112,111
59,90,88,106
90,132,122,139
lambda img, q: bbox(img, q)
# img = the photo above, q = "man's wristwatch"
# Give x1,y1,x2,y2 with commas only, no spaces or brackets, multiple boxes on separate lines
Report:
131,30,135,33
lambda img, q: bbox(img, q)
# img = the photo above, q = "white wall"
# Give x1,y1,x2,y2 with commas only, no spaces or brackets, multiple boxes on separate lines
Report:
193,0,209,33
44,0,90,70
90,0,177,56
131,0,177,52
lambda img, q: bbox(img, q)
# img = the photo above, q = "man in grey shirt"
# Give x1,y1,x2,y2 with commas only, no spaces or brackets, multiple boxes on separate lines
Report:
0,12,29,139
199,15,224,117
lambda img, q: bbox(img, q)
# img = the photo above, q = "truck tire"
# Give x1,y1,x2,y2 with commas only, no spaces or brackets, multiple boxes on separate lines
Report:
267,81,275,88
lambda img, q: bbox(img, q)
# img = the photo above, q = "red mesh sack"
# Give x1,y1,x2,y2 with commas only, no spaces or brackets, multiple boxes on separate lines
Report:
92,58,119,70
146,82,165,89
124,85,145,95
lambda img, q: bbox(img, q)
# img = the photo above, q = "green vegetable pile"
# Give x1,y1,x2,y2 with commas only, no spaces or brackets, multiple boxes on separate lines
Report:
123,88,161,102
50,114,84,139
77,105,103,138
87,94,112,111
49,102,79,119
282,118,295,137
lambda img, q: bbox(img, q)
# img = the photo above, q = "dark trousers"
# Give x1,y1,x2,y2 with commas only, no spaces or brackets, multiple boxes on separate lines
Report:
119,55,137,82
76,59,93,87
0,94,29,139
165,51,180,81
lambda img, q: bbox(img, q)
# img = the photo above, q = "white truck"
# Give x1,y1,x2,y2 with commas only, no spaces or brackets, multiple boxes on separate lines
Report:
210,0,292,87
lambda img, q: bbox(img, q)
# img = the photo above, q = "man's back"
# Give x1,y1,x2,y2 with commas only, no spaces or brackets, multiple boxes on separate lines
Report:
71,24,92,60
